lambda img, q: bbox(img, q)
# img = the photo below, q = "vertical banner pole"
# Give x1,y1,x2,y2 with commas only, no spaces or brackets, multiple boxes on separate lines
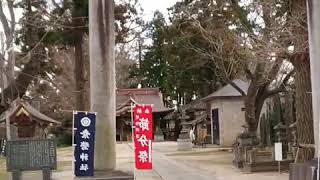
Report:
278,161,280,174
317,96,320,180
72,111,76,178
148,140,152,163
131,103,136,180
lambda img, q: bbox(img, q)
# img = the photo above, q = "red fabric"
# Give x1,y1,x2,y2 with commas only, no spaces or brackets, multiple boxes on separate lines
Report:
133,105,153,170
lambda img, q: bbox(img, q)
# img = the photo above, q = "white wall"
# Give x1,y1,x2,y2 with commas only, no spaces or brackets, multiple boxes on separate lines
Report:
210,98,246,146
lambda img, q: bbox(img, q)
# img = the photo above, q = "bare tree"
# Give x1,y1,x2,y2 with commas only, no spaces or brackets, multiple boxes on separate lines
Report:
115,44,138,88
173,0,295,136
0,0,16,140
189,1,313,162
0,0,16,102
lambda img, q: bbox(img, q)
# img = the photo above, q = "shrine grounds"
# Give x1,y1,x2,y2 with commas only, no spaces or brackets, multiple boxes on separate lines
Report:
0,142,289,180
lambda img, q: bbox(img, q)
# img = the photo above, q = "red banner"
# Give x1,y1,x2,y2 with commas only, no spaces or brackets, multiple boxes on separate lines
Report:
133,105,153,170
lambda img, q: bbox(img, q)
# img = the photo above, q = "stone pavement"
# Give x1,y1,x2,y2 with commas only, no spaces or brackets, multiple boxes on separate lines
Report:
132,142,289,180
1,142,289,180
152,152,216,180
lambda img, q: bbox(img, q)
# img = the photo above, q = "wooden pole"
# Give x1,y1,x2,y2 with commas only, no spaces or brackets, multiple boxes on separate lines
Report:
5,110,10,140
131,103,136,180
72,111,76,177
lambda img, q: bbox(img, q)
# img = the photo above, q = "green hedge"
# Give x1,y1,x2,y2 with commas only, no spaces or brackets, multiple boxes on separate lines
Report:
56,132,72,147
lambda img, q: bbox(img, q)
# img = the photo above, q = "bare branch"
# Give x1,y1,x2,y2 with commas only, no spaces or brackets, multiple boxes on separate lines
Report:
7,0,15,36
265,69,295,97
51,0,62,9
0,1,11,42
230,0,254,34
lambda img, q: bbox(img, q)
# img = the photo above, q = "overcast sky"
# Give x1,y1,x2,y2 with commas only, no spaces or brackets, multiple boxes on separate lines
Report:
0,0,181,49
139,0,180,21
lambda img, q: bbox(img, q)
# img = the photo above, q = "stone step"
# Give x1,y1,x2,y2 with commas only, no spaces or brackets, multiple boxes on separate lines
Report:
74,176,134,180
74,171,134,180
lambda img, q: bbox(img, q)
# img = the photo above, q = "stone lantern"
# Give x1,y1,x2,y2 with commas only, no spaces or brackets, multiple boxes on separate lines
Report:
177,110,192,150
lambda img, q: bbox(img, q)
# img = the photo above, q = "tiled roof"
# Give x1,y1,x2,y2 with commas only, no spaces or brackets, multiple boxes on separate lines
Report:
179,98,207,112
116,88,173,115
181,114,207,126
202,79,248,101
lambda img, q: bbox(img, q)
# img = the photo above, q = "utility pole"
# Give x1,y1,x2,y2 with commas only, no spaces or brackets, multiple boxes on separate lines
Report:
307,0,320,157
0,32,4,107
138,38,142,70
89,0,116,170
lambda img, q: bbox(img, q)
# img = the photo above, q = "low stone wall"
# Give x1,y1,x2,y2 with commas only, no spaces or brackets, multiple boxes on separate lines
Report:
243,160,292,172
242,147,293,172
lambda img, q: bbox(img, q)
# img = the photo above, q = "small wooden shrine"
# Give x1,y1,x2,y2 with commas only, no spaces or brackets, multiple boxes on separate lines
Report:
116,88,173,141
0,99,61,139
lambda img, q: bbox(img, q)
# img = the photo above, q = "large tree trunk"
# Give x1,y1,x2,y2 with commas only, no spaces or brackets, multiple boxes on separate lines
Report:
72,0,88,112
291,53,314,162
290,0,314,162
89,0,116,170
245,95,258,132
74,36,86,111
244,82,265,133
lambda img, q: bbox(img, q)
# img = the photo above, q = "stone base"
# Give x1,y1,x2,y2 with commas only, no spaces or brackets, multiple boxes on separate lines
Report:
243,160,293,173
154,134,164,142
289,159,318,180
177,139,192,151
232,160,244,168
74,170,134,180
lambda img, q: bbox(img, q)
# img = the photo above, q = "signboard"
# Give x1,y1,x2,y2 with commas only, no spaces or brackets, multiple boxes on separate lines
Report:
275,142,283,161
74,112,96,177
133,105,153,170
6,139,57,171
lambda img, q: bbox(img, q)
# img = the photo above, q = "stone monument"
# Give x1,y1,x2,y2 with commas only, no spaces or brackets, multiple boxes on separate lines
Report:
6,139,57,180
